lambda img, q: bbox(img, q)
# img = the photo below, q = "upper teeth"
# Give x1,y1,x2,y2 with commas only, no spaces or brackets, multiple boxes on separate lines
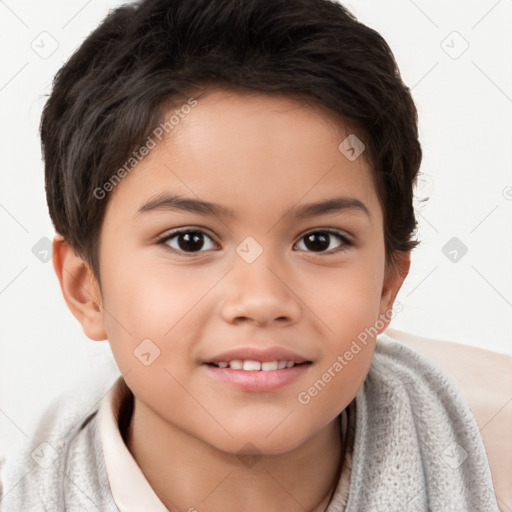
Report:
212,360,297,370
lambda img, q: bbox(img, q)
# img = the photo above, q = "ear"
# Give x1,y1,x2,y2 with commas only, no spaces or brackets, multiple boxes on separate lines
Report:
377,251,411,333
52,235,107,341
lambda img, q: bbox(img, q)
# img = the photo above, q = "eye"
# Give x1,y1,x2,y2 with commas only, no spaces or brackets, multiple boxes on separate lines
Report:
158,228,218,255
294,229,352,254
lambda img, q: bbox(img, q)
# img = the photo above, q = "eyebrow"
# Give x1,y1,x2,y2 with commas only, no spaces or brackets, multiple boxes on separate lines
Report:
136,193,371,220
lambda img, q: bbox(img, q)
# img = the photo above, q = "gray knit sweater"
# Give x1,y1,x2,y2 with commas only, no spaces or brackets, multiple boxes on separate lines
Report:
0,334,500,511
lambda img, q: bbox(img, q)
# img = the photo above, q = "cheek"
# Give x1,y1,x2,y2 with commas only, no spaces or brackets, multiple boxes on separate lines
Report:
99,265,209,424
296,256,384,402
299,254,385,334
295,277,381,424
99,256,212,371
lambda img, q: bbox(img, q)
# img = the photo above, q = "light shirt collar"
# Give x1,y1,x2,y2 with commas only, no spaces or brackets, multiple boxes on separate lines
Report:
98,376,169,512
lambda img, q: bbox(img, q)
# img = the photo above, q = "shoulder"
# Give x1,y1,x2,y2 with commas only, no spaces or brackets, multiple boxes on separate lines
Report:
385,328,512,510
0,384,114,511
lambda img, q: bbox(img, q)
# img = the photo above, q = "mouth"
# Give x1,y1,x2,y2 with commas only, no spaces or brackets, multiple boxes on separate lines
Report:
206,360,311,370
201,347,313,392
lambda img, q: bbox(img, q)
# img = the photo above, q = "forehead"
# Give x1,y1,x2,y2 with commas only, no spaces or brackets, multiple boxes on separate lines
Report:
104,88,381,227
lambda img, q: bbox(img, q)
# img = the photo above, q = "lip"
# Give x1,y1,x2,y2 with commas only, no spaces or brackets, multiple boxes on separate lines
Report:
203,346,309,364
201,346,312,392
202,362,312,392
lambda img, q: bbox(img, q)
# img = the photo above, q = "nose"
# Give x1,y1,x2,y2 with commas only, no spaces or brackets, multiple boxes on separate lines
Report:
220,253,302,327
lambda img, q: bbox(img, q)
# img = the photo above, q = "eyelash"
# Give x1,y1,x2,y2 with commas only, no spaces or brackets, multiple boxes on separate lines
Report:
156,227,354,257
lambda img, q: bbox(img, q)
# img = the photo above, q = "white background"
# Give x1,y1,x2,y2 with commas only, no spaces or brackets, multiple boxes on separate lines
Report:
1,0,511,455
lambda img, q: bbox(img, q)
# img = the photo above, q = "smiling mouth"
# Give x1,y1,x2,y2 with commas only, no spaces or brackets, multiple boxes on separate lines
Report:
203,358,313,392
206,360,312,370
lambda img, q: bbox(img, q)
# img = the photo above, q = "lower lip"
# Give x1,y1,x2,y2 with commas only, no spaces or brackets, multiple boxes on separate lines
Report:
202,363,311,392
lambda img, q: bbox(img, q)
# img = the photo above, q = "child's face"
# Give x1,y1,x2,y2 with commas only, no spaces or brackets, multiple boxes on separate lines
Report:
84,88,407,454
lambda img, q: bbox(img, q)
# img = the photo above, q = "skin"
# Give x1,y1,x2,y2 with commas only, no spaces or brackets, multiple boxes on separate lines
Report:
53,87,409,512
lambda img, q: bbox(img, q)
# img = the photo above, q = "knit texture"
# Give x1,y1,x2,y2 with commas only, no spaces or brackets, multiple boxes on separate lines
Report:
0,334,500,511
0,384,119,511
327,334,500,512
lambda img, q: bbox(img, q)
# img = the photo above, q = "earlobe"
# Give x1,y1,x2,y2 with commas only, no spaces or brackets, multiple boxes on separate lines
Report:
378,251,411,333
52,235,107,341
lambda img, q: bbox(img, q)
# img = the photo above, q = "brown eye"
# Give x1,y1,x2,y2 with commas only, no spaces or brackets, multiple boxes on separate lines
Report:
160,229,217,254
295,230,352,254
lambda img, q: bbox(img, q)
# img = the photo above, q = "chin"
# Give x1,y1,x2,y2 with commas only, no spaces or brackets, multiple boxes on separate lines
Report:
204,423,316,458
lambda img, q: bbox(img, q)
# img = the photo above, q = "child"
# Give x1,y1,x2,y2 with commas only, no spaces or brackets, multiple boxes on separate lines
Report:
0,0,501,510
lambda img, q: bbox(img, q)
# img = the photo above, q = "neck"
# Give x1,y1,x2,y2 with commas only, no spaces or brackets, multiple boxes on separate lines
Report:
125,397,343,512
